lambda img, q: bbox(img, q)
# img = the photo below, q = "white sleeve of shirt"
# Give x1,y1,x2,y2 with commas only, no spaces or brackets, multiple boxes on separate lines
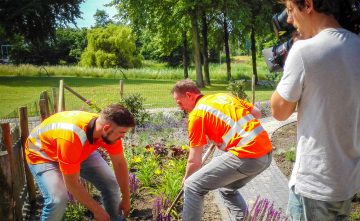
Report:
276,43,305,103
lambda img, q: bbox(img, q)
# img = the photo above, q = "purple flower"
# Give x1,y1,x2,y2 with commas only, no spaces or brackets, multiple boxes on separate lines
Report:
245,195,288,221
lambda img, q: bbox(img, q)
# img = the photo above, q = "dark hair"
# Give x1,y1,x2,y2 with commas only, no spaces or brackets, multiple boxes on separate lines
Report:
284,0,360,33
171,79,201,95
286,0,340,16
101,104,135,127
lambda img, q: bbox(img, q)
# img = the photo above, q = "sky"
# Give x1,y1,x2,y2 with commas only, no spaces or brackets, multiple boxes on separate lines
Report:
75,0,118,28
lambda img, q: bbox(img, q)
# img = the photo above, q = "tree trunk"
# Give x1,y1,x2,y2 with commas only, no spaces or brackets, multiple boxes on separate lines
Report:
223,12,231,81
250,22,258,104
250,21,258,85
182,31,189,79
201,13,210,85
190,10,204,87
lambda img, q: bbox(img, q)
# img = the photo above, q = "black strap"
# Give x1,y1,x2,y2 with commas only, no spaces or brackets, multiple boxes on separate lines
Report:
86,118,97,144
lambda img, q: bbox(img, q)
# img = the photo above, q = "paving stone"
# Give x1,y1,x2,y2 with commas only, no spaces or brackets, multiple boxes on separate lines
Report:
213,113,297,221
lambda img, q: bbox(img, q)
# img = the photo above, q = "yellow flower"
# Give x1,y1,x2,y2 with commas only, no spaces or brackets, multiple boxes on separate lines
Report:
168,160,175,167
181,145,189,151
155,168,162,175
132,156,142,163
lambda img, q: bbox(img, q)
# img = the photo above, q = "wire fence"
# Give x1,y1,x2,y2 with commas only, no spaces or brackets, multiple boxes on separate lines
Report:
0,79,182,121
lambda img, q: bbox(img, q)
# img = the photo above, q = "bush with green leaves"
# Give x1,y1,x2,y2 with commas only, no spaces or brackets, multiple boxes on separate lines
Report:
265,71,283,87
227,80,249,101
80,24,142,68
119,93,150,126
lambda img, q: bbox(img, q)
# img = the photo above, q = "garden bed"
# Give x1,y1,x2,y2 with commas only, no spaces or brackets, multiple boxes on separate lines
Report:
122,110,223,220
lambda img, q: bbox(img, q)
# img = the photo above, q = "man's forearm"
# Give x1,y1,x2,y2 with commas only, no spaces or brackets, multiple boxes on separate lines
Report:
63,174,104,214
184,146,204,180
114,161,130,200
184,161,202,180
271,91,297,121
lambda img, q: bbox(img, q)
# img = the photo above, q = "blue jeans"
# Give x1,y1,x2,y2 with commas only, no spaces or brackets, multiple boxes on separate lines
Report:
182,150,272,221
287,186,352,221
28,151,123,221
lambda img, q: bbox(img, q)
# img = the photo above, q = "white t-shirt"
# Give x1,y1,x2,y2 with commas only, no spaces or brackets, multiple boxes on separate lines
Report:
277,28,360,201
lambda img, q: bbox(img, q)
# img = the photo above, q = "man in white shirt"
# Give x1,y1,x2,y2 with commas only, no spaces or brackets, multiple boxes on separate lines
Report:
271,0,360,220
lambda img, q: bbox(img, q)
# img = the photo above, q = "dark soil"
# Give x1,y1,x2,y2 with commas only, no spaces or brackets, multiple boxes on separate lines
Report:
271,122,360,220
129,190,222,221
271,122,297,179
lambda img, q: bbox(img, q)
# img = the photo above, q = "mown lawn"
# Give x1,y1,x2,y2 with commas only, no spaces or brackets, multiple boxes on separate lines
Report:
0,76,274,118
0,57,276,118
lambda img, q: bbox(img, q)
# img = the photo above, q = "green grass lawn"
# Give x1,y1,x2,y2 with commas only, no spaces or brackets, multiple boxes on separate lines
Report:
0,57,276,118
0,76,274,118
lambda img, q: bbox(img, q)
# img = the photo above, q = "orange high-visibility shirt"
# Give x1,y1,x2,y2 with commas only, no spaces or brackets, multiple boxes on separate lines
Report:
188,93,272,158
25,111,123,174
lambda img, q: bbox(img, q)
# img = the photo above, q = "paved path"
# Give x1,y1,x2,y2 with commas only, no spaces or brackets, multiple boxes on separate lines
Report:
213,113,297,221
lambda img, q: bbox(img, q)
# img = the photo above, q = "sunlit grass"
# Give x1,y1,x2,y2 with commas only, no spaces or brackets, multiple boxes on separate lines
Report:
0,57,274,118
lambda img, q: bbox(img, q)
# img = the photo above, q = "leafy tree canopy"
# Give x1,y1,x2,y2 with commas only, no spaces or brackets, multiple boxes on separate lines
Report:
80,24,142,68
94,9,113,27
0,0,83,45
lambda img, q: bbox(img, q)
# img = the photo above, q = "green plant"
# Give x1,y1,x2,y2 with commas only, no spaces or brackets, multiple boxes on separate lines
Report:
119,93,150,126
64,202,88,221
227,80,249,101
152,158,187,201
265,71,282,87
285,150,296,162
135,155,160,187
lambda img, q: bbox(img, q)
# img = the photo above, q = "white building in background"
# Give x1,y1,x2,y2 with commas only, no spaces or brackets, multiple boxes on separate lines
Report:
0,44,11,64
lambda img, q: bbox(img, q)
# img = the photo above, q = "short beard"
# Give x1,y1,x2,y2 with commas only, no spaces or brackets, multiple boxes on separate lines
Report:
102,130,115,144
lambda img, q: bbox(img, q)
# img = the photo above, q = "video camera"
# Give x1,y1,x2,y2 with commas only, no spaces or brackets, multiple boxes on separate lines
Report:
262,0,360,72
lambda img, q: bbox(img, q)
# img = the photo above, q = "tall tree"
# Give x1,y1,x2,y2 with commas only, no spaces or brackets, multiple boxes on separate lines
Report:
223,11,231,81
190,8,204,87
112,0,200,83
94,9,112,27
0,0,83,46
240,0,280,84
201,13,211,85
182,31,189,79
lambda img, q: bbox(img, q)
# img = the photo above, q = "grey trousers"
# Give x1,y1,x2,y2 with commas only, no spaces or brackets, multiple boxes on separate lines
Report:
182,150,272,221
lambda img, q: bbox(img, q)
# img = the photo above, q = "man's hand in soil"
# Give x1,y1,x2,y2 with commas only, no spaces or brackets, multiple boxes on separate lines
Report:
119,197,131,217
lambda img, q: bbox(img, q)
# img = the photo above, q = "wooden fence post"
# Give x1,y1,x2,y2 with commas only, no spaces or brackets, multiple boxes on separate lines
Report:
39,99,49,122
41,91,51,116
52,87,58,114
1,123,16,220
58,80,65,112
120,80,124,99
19,107,36,204
39,91,51,121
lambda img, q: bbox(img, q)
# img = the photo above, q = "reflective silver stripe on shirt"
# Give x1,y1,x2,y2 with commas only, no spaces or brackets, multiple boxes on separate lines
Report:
28,122,87,159
194,104,234,125
193,104,261,151
221,114,254,146
27,141,55,161
227,125,264,151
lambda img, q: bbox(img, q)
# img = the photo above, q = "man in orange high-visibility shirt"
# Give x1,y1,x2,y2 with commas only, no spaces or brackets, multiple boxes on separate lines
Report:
25,104,135,221
171,79,272,221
